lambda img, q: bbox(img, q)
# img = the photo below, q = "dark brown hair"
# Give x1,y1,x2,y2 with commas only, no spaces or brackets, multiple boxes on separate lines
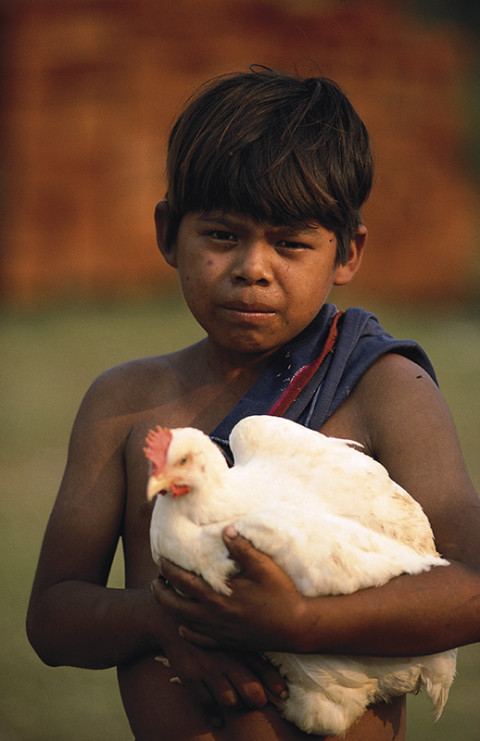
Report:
165,67,373,263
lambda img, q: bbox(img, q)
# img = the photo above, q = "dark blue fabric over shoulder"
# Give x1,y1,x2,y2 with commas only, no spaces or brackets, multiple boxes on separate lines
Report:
297,308,437,431
210,304,437,457
211,303,338,443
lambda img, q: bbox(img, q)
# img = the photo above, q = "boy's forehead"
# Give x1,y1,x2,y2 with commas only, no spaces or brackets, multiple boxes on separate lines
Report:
191,210,325,233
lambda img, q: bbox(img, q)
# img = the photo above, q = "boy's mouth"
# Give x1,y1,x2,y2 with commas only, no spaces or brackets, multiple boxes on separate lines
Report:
222,305,276,329
221,305,277,322
221,300,276,314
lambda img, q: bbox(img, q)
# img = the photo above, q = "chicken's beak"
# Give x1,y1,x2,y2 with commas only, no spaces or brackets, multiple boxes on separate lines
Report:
146,475,171,501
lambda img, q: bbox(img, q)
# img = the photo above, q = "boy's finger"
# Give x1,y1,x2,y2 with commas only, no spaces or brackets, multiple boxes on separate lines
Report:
151,577,225,644
150,574,182,605
244,652,289,701
158,559,211,598
178,624,222,648
222,526,269,571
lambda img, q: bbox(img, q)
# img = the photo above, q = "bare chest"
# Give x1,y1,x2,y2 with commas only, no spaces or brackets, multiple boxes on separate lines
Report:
118,357,369,588
119,386,262,587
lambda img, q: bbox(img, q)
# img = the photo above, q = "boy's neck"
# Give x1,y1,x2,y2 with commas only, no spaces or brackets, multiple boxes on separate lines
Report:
177,337,276,398
169,339,277,434
203,338,277,382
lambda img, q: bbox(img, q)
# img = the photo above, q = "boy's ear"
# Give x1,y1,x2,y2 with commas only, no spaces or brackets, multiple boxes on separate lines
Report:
154,201,178,268
333,225,367,286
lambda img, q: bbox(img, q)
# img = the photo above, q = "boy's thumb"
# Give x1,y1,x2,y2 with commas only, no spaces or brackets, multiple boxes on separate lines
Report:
223,525,239,541
222,526,260,567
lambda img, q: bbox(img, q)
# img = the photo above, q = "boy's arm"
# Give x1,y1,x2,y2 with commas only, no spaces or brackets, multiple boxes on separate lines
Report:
153,354,480,656
26,371,166,668
157,528,480,656
26,369,287,711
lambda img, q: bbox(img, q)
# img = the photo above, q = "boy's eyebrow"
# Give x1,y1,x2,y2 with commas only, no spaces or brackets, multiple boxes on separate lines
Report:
197,213,320,234
198,214,235,226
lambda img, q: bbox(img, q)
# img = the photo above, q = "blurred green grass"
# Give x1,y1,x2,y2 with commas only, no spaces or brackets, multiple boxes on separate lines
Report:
1,293,479,740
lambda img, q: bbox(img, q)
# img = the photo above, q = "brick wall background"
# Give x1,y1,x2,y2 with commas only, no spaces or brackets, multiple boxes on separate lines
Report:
1,0,478,304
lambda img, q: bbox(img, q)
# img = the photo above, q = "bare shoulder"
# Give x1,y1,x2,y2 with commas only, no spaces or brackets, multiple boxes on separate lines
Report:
352,352,448,440
54,347,194,514
29,349,193,590
81,350,185,415
350,351,464,478
345,352,480,563
324,352,451,460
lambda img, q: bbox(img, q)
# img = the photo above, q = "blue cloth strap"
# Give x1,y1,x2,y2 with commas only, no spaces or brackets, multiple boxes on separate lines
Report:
211,303,436,458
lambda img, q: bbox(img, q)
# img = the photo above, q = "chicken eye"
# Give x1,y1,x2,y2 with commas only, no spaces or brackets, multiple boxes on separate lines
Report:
179,455,189,465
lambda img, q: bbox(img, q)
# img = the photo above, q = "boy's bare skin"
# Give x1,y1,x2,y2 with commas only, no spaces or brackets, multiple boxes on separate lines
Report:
27,210,480,740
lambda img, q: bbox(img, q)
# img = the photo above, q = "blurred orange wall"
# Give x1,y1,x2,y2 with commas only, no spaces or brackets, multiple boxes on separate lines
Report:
1,0,477,304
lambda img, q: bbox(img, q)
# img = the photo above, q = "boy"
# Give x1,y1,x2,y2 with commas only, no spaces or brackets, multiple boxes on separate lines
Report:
27,68,480,740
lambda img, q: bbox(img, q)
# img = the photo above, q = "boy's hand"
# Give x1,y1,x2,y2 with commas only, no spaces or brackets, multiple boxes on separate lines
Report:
156,617,288,728
152,526,307,653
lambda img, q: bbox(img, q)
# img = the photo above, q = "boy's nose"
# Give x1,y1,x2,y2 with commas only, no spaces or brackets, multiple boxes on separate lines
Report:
231,242,272,286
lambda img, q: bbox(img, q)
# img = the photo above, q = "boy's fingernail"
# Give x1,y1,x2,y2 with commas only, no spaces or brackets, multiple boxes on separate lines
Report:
279,690,289,700
224,525,238,539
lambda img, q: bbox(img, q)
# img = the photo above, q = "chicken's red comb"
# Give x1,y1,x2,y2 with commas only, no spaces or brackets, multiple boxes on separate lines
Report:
143,426,172,474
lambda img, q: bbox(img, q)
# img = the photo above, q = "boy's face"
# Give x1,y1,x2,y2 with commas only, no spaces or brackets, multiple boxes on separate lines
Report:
157,207,364,359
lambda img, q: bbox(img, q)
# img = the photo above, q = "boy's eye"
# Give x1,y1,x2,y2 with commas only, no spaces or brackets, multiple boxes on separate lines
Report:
208,230,236,242
276,240,308,250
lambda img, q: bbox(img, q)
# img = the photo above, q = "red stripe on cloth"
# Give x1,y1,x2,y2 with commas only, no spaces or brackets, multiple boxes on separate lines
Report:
268,311,344,418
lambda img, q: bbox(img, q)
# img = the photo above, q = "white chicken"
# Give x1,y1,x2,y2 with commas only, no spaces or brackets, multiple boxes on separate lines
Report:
144,414,456,737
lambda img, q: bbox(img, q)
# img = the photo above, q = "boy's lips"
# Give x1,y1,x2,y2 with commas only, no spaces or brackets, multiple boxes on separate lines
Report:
221,298,277,312
220,301,277,319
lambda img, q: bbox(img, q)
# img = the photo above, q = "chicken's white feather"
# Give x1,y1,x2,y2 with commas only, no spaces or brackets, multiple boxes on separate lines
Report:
145,415,456,737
